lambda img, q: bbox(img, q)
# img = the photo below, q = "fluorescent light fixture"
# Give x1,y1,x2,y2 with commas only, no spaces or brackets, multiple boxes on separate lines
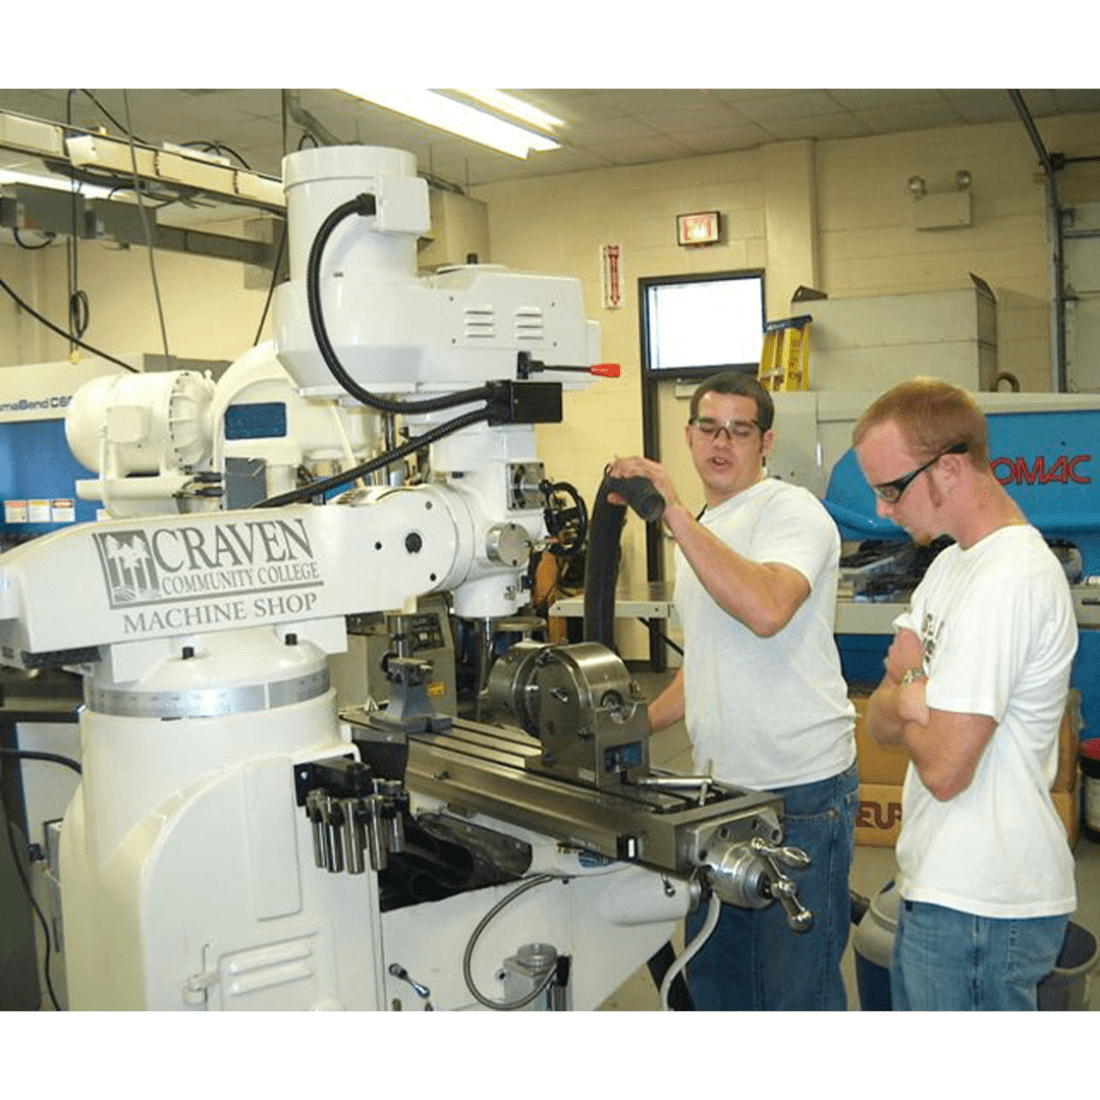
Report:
454,90,564,132
341,89,560,159
0,166,115,200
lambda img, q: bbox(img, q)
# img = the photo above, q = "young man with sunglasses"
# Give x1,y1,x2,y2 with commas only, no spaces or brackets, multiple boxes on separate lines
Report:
608,371,857,1011
853,377,1077,1010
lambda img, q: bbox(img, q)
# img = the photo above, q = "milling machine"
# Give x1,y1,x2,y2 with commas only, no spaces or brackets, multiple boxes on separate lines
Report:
0,146,812,1011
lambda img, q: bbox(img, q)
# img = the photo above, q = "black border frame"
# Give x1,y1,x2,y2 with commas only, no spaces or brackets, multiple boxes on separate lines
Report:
636,269,766,668
639,269,766,380
676,210,721,246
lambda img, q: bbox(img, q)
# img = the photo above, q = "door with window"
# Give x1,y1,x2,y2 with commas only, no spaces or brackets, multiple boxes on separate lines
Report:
637,270,766,665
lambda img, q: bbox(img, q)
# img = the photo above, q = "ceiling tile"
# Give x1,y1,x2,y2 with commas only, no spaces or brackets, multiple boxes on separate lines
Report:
853,103,966,133
733,91,847,123
675,123,772,153
941,90,1021,124
707,89,801,103
642,103,749,134
827,89,947,111
521,89,616,99
3,88,1099,195
525,147,614,175
561,116,661,144
596,133,695,165
1012,90,1058,115
763,112,873,142
1049,89,1100,115
543,90,642,122
600,88,716,114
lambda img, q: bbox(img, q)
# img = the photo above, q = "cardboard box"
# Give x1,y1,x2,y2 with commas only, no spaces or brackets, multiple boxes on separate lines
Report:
858,781,1080,851
851,694,910,786
851,690,1081,792
1052,777,1081,850
856,783,903,848
1052,690,1083,794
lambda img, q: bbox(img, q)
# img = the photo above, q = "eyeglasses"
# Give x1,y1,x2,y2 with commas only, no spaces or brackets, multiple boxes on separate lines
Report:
689,416,762,442
871,442,969,503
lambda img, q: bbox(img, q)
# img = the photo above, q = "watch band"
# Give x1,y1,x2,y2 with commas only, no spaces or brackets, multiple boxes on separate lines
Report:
900,667,927,686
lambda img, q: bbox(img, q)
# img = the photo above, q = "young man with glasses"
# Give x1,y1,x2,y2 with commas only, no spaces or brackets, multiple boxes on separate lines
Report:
608,371,857,1011
853,377,1077,1010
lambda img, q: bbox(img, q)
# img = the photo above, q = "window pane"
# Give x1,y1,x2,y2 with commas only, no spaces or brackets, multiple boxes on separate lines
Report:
646,275,764,373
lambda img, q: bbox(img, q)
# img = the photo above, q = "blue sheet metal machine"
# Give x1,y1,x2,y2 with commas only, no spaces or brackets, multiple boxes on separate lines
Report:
824,407,1100,739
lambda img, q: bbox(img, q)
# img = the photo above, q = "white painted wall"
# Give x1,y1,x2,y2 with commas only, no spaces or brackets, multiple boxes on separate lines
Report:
0,220,276,367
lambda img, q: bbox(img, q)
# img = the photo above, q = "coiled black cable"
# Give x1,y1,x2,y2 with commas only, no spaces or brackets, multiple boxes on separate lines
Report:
462,874,565,1010
541,479,589,556
12,228,56,251
253,223,288,346
582,470,629,650
253,405,490,508
75,89,146,145
0,748,81,773
181,141,252,170
255,189,516,508
68,290,90,340
0,277,138,374
0,748,81,1011
305,193,496,416
2,810,62,1011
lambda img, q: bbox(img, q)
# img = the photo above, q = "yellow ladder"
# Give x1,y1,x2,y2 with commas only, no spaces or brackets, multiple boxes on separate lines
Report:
758,314,812,392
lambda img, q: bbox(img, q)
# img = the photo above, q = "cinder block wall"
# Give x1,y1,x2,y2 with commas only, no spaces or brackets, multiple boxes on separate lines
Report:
473,111,1100,656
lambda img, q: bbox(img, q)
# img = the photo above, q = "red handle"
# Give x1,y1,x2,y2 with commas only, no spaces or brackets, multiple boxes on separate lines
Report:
589,363,621,377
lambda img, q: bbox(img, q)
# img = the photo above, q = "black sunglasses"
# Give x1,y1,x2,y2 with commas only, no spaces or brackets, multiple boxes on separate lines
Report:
872,442,969,504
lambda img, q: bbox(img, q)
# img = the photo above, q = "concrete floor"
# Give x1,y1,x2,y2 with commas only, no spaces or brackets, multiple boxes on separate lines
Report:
598,667,1100,1011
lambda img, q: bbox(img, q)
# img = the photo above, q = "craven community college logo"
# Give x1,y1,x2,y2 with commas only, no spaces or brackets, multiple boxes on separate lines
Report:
91,519,324,633
94,531,162,606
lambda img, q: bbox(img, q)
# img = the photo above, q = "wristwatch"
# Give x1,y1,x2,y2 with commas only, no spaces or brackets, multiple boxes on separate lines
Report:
900,667,927,686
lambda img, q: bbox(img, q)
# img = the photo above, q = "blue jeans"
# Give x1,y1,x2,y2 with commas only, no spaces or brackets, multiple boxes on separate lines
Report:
685,760,859,1010
891,899,1068,1011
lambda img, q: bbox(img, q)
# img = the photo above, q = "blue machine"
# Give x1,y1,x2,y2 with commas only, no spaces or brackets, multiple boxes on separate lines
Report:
0,417,102,543
824,407,1100,741
0,360,124,548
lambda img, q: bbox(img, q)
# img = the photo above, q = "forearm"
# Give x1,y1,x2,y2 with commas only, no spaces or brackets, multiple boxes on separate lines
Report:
647,668,685,733
868,684,942,792
867,675,989,800
663,503,799,636
869,630,928,746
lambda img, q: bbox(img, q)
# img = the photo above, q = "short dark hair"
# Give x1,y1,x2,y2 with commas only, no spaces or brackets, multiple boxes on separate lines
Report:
689,371,774,432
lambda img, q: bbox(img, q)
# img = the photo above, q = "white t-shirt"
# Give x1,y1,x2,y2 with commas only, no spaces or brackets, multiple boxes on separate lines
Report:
893,524,1078,918
674,477,855,790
